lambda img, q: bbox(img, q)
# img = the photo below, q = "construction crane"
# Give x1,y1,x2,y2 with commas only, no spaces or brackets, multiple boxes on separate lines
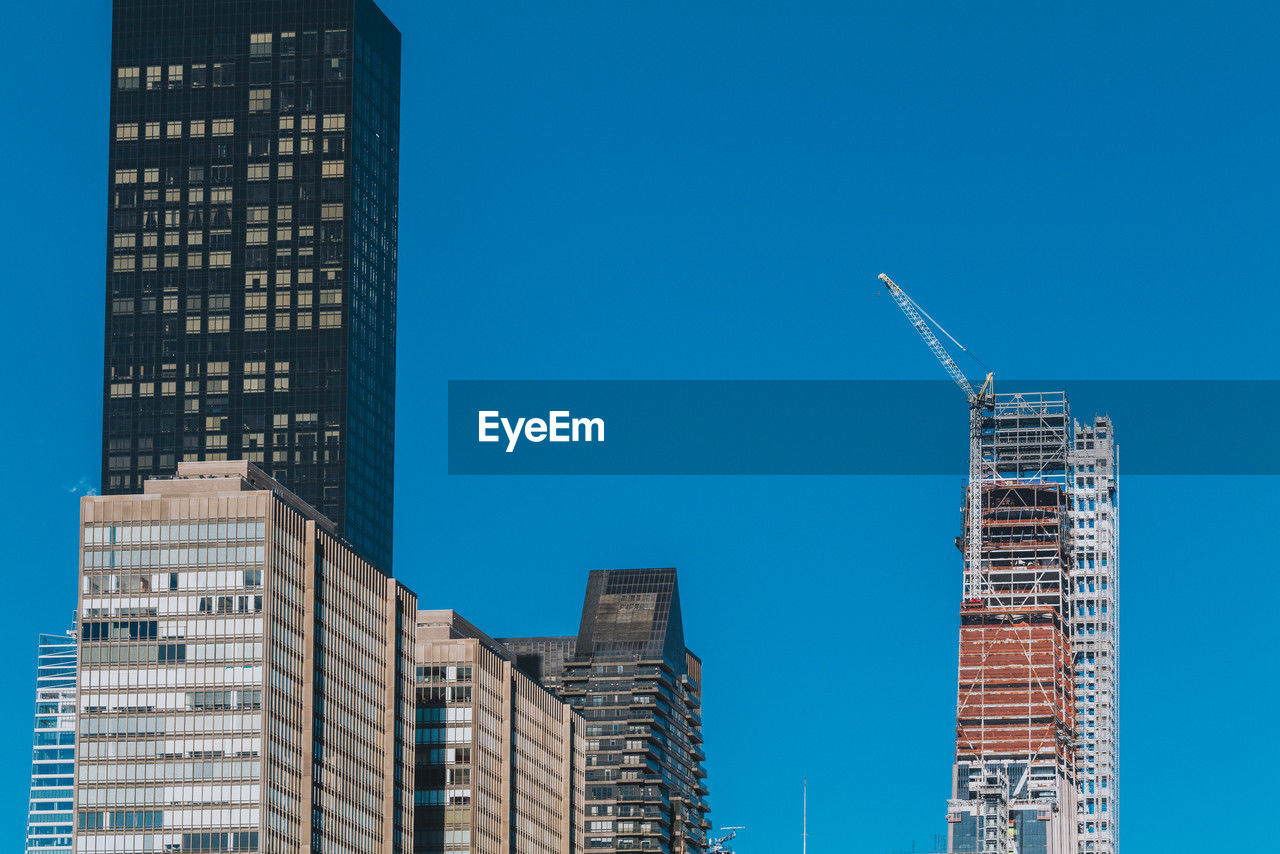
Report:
708,826,744,853
877,273,994,600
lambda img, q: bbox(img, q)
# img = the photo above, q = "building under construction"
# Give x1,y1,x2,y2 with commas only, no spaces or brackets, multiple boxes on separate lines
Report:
876,274,1119,854
944,394,1119,854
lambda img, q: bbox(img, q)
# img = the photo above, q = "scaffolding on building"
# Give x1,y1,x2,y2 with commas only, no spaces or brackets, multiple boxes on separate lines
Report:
875,275,1115,854
948,392,1079,854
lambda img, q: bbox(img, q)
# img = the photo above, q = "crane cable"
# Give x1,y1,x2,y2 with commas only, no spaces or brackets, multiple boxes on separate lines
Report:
903,292,992,374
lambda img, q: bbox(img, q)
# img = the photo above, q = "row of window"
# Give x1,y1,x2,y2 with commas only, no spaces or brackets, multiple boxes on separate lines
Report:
83,547,266,570
116,36,348,89
80,713,261,738
78,810,163,830
85,522,265,545
81,641,264,666
113,250,348,272
119,112,346,140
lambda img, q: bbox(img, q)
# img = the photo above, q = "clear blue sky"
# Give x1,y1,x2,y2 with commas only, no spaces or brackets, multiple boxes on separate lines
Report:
3,1,1278,851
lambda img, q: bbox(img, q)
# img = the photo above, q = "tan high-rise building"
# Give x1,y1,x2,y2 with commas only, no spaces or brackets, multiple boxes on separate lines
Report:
73,461,415,854
413,611,584,854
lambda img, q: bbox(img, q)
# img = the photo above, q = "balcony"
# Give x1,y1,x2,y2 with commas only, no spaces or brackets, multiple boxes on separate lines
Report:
615,840,671,853
622,741,659,759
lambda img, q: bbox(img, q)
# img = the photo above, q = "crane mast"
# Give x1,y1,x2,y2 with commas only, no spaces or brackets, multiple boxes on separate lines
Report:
877,274,993,599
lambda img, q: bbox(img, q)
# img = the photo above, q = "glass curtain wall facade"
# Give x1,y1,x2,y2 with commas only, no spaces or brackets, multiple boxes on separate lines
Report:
501,569,711,854
73,461,415,854
102,0,401,570
24,627,78,854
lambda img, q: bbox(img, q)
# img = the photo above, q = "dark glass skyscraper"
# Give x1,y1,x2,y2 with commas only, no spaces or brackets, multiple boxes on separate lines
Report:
501,569,711,854
102,0,400,569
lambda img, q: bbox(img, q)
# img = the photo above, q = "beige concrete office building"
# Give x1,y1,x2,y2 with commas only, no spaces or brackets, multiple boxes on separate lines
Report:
73,461,416,854
413,611,584,854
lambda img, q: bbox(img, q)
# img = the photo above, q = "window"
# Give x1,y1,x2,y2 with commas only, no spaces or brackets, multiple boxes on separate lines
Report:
324,57,346,81
249,88,271,112
250,33,272,56
190,119,206,137
145,66,161,90
115,123,138,141
191,64,207,87
116,67,139,90
211,119,235,136
167,65,183,88
212,62,234,87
